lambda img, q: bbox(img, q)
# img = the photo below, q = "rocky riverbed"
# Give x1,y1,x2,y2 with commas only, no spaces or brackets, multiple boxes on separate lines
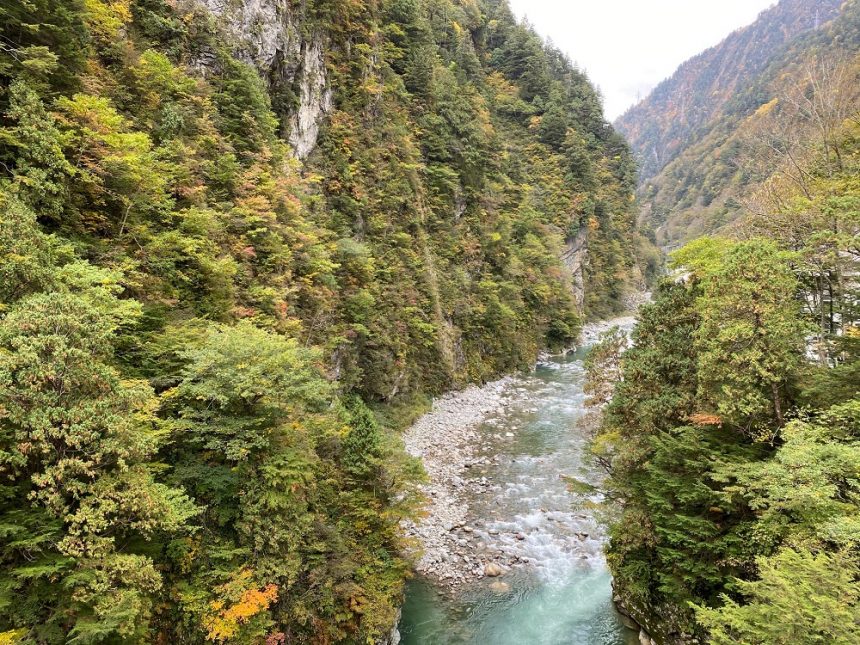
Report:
401,316,639,588
401,377,516,586
580,315,638,346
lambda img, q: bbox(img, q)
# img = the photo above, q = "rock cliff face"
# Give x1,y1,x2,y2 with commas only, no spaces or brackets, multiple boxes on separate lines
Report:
561,228,588,311
614,589,700,645
287,38,333,158
377,609,401,645
199,0,331,159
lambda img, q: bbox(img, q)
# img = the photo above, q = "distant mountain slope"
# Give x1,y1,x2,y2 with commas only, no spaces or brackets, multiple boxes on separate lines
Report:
618,0,842,183
616,0,860,248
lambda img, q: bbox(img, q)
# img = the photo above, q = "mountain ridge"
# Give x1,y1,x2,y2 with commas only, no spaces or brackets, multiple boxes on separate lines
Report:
615,0,860,247
617,0,843,184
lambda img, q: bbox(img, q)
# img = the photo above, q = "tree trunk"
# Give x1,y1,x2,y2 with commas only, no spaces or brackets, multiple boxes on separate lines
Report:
771,382,784,426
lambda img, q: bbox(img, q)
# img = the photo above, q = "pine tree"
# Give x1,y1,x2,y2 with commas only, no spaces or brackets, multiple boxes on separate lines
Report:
675,238,808,438
0,199,197,643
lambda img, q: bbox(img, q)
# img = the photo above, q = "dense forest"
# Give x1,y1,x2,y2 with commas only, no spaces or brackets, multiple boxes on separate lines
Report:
590,2,860,641
617,0,860,249
0,0,652,642
5,0,857,642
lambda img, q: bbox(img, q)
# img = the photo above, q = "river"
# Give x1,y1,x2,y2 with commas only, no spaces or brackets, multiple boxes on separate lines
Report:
398,325,639,644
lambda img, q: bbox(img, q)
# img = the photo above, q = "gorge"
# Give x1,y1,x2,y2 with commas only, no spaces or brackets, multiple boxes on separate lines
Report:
1,0,859,643
397,317,639,644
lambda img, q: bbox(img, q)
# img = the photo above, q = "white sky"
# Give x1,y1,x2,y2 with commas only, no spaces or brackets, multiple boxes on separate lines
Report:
506,0,777,120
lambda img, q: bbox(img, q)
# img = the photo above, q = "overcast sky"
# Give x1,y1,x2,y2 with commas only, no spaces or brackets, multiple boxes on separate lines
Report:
506,0,777,120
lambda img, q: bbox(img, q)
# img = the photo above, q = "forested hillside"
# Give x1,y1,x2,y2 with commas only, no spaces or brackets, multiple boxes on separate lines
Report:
618,0,842,183
0,0,651,642
594,3,860,641
594,128,860,642
617,0,860,248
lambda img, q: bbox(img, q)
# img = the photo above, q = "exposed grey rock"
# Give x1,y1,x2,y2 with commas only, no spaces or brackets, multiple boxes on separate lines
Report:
400,377,513,586
560,227,588,310
199,0,296,68
288,38,333,159
638,629,658,645
620,614,639,631
483,563,504,578
376,608,401,645
196,0,331,159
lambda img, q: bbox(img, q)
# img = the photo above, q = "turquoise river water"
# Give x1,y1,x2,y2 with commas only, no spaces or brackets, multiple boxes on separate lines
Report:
398,342,639,645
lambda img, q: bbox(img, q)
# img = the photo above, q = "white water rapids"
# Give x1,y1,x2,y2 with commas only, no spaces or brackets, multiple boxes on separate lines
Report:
399,320,640,644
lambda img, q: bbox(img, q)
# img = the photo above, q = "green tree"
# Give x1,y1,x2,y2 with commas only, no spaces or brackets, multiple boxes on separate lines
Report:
0,195,69,301
341,395,386,480
583,326,627,408
599,280,762,637
0,0,88,94
0,200,197,643
165,322,332,640
717,400,860,550
675,239,808,437
696,548,860,645
0,81,74,219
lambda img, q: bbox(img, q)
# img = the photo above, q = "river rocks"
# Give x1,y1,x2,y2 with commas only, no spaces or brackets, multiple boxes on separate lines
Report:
484,563,504,577
488,581,511,594
401,317,639,589
639,630,657,645
624,291,652,312
580,315,638,346
400,378,513,586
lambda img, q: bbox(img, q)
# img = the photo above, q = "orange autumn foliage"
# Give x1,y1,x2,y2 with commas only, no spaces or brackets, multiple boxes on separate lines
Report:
689,412,724,427
205,574,279,642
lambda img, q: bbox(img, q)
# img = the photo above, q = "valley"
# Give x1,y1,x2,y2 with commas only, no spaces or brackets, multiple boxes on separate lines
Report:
0,0,858,643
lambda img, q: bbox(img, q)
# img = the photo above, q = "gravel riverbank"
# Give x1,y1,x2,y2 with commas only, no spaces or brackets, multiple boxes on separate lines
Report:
401,377,515,586
401,316,639,588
